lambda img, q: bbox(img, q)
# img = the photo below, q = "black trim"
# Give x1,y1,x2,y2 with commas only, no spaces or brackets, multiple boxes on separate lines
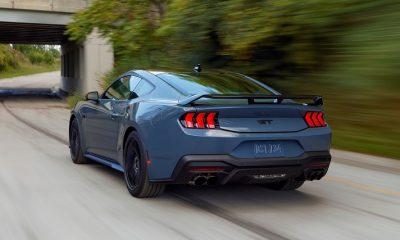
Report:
151,151,331,184
179,94,323,106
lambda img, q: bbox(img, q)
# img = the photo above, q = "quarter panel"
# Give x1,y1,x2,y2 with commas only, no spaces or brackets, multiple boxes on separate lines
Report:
71,101,90,151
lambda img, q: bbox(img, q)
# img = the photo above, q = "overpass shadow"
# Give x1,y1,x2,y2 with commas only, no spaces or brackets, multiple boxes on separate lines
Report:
0,88,60,98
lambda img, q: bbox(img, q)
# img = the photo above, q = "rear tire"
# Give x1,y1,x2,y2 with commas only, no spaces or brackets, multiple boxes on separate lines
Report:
264,178,304,191
124,131,165,198
69,118,90,164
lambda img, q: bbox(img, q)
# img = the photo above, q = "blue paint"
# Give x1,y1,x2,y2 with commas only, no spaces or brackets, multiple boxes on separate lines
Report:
85,154,124,172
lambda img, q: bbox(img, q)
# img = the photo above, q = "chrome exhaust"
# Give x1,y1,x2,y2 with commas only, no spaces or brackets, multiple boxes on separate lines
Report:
190,175,207,186
207,175,218,185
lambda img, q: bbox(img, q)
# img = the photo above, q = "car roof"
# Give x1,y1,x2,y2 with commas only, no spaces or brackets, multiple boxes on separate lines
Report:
129,69,230,76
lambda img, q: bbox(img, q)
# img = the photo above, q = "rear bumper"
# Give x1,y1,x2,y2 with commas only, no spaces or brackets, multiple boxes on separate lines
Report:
152,151,331,184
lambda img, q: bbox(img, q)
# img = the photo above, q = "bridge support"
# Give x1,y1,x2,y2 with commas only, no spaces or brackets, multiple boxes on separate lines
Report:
61,30,113,94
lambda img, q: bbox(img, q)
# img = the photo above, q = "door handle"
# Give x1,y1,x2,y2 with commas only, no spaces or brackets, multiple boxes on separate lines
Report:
111,113,119,120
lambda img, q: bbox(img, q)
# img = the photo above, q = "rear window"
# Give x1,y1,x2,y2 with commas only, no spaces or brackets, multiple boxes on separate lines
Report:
156,72,273,96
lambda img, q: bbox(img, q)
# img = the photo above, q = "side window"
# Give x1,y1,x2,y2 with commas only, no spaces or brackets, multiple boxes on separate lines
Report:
134,79,154,97
103,76,130,100
129,75,141,91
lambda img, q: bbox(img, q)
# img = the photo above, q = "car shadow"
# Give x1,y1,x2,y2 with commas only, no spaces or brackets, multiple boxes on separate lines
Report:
168,184,323,210
83,162,323,212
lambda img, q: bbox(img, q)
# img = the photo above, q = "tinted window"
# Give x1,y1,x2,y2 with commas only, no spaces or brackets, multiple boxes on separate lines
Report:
103,76,129,100
134,79,154,97
156,72,273,96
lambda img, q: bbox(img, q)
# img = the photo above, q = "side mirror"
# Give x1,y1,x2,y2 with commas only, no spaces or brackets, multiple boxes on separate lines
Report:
86,91,99,102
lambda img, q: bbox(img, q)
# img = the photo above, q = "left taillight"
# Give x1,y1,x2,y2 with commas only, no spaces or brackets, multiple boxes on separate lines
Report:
181,112,219,129
304,111,326,128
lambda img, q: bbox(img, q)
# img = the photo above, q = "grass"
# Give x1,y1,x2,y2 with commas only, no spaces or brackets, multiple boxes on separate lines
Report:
67,92,84,109
0,62,60,79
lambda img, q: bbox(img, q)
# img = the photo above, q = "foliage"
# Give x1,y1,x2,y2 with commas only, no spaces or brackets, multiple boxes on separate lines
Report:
67,0,167,70
0,44,60,79
0,63,60,80
67,0,387,76
13,45,60,65
67,92,84,109
0,45,24,71
278,2,400,159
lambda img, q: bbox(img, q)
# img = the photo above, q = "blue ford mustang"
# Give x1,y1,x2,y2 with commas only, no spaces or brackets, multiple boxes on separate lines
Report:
69,68,332,198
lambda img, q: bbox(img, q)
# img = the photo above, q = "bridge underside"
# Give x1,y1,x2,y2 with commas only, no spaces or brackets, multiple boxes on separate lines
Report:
0,8,71,44
0,8,114,94
0,22,67,44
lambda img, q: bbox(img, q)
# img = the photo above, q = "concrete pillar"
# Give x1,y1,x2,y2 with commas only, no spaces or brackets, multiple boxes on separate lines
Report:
60,41,82,93
81,30,114,94
60,30,113,94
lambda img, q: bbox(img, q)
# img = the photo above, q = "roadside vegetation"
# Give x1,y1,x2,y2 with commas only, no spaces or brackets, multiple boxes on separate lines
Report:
67,0,400,159
67,92,84,109
0,44,60,79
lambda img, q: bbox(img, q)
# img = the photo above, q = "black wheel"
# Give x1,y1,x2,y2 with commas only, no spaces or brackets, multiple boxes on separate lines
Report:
264,178,305,191
69,118,90,164
124,131,165,198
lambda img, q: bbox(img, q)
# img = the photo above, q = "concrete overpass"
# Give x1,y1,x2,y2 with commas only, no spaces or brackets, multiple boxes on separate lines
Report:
0,0,113,94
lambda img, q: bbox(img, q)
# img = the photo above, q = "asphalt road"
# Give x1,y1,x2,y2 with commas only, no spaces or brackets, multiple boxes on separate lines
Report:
0,72,399,240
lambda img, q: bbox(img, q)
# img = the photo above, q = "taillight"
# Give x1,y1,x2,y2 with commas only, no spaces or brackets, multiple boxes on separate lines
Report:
184,112,195,128
304,111,326,128
181,112,219,129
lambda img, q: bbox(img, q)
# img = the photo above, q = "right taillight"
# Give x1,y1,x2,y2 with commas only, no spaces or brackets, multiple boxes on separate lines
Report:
304,111,326,128
181,112,219,129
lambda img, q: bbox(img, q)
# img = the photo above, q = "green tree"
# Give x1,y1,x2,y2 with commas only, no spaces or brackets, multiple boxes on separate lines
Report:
0,45,23,71
13,45,60,65
68,0,383,78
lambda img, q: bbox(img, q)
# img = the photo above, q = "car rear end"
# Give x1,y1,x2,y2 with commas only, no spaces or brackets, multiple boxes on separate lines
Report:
145,71,331,186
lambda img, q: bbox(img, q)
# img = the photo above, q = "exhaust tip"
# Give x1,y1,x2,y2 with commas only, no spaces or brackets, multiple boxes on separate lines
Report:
207,176,218,185
191,175,207,186
307,170,325,181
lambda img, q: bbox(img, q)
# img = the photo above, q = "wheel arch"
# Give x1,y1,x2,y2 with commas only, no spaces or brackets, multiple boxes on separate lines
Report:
69,114,76,132
123,126,138,152
69,113,87,151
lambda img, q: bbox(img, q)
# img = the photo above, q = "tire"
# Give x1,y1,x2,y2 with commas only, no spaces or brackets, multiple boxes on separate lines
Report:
264,178,305,191
69,118,90,164
124,131,165,198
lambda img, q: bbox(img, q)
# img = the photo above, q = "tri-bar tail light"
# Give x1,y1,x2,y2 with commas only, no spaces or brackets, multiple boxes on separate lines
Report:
181,112,219,129
304,111,326,128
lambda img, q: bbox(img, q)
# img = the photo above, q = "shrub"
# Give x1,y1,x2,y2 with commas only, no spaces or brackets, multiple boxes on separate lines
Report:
67,92,84,109
0,45,20,71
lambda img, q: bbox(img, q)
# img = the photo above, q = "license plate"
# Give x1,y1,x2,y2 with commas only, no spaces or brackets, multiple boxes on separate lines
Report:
254,143,284,157
231,141,302,159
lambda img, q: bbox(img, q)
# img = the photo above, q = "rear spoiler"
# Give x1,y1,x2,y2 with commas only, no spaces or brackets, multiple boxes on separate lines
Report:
178,94,323,106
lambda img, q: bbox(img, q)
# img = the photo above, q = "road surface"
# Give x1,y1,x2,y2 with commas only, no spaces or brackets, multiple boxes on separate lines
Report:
0,72,399,240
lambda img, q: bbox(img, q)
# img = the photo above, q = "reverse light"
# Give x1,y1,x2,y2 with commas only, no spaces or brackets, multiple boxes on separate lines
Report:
304,111,326,128
181,112,219,129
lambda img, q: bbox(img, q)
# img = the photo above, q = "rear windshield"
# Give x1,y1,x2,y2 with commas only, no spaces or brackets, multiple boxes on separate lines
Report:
156,72,274,96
